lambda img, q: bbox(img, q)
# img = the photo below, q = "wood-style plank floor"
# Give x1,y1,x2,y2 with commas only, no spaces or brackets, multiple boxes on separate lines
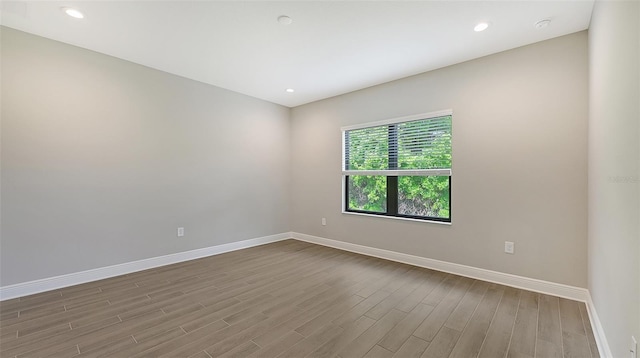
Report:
0,240,599,358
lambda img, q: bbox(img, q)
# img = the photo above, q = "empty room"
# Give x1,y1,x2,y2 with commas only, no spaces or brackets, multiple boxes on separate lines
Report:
1,1,638,357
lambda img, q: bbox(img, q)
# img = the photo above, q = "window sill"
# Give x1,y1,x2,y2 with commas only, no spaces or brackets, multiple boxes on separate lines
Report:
342,211,452,225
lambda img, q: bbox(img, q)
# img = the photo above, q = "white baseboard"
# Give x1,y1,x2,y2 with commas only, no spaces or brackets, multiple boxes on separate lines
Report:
0,233,290,301
585,294,613,358
291,232,613,357
291,232,589,302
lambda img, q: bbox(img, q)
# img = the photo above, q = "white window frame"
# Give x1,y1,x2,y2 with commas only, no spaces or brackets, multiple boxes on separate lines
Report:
341,109,453,224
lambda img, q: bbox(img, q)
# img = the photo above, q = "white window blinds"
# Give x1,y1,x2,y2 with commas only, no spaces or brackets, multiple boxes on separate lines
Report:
343,111,452,177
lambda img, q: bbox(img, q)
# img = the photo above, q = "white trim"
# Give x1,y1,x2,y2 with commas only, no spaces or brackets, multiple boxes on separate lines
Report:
340,109,453,131
0,233,290,301
342,169,451,176
342,211,452,225
291,232,588,302
585,293,613,358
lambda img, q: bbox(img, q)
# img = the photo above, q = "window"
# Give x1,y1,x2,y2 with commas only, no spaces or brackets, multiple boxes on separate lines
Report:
342,110,452,222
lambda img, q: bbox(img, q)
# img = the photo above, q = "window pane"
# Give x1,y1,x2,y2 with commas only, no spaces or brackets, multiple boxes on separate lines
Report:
397,116,451,170
398,176,450,219
347,175,387,213
345,126,389,170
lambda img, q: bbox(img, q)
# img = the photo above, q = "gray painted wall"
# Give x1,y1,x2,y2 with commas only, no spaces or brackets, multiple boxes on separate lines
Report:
588,1,640,357
290,32,588,288
1,28,592,292
1,27,291,286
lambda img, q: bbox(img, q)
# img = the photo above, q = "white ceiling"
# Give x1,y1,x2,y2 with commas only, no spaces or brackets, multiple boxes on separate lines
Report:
1,1,594,108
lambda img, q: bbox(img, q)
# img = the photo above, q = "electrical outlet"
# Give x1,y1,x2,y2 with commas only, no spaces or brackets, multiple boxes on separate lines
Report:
631,336,637,358
504,241,515,254
177,227,184,237
321,218,326,226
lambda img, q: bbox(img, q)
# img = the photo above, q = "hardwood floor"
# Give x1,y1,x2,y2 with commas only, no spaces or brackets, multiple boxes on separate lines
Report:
0,240,599,358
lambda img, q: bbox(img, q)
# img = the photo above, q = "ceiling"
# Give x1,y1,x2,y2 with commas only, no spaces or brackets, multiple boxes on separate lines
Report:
1,1,594,108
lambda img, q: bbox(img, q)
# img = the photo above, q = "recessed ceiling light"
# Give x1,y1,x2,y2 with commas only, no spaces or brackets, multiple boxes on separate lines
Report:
278,15,293,25
62,7,84,19
285,88,295,93
474,22,489,32
534,19,551,29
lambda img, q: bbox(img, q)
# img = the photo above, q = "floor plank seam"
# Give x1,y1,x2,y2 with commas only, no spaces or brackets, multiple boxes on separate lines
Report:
557,297,565,357
478,287,507,357
503,291,521,357
450,283,483,351
533,294,539,358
